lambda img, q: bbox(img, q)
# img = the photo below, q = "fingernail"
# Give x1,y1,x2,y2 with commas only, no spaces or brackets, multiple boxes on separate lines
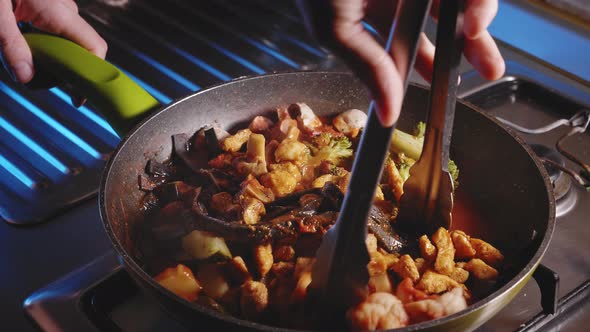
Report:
12,62,33,83
374,101,395,128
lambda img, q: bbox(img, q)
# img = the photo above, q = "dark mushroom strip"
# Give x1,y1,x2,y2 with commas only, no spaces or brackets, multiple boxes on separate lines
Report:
368,205,407,253
172,133,209,172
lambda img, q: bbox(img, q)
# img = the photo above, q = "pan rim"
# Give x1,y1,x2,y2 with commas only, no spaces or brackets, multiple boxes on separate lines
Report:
99,70,556,331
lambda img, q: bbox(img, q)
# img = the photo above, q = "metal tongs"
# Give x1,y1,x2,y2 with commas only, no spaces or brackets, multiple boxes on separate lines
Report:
306,0,465,323
397,0,465,235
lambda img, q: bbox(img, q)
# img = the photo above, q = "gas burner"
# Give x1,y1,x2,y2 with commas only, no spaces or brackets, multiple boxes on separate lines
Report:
530,144,577,217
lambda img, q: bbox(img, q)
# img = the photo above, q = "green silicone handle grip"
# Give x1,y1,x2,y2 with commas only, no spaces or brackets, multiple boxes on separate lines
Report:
24,33,160,134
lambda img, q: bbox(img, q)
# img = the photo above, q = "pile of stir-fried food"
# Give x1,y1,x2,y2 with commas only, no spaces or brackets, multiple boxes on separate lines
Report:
137,103,504,330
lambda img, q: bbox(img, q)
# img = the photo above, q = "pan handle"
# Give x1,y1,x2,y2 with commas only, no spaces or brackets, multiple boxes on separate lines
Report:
23,33,160,134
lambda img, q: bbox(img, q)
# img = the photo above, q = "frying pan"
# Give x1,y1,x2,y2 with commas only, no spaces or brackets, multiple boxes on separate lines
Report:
25,33,555,331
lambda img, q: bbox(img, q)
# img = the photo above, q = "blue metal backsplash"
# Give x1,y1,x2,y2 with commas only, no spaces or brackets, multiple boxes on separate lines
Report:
0,0,338,224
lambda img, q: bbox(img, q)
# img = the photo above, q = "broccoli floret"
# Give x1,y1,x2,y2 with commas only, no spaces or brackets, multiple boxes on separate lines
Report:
390,125,460,188
448,159,459,189
414,121,426,138
308,134,353,166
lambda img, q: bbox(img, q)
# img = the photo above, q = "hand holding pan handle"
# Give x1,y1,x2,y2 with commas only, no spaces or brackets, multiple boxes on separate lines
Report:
23,33,159,134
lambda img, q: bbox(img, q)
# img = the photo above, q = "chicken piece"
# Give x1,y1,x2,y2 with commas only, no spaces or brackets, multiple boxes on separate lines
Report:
374,185,385,201
384,159,404,201
346,292,409,330
154,264,201,302
285,126,301,141
219,286,241,314
336,171,351,190
414,258,429,275
391,254,420,283
448,265,469,284
269,162,302,182
234,157,268,177
332,109,367,138
289,103,323,133
209,192,238,215
240,174,274,203
404,287,467,323
240,196,265,225
226,256,251,284
294,257,315,279
260,169,298,197
271,108,298,141
369,273,393,293
221,128,252,152
271,262,295,279
377,249,401,269
432,228,456,276
268,277,296,315
273,245,295,262
253,244,273,278
240,280,269,320
419,235,437,261
368,255,388,276
416,270,461,294
470,238,504,267
462,258,499,280
265,139,280,165
249,116,274,134
274,139,309,163
395,278,431,304
451,230,476,259
366,233,378,254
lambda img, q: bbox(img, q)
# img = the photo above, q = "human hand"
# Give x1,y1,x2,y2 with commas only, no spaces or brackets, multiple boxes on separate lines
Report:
297,0,505,127
0,0,107,84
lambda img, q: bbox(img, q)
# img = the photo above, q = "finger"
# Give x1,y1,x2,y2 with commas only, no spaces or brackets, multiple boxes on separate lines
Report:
333,22,404,126
464,30,505,80
464,0,498,39
0,0,34,82
58,0,79,13
27,2,107,58
414,33,436,82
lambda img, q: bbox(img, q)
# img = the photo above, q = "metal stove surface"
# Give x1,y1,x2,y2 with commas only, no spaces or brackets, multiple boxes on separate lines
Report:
11,0,590,331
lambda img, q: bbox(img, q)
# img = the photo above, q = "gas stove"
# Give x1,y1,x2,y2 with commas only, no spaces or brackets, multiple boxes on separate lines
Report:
1,0,589,331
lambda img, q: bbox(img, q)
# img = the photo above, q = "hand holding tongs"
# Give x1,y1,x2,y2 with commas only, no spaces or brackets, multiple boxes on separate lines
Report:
307,0,442,323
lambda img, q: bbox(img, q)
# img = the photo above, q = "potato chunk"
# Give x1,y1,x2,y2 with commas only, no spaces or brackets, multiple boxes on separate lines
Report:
154,264,201,302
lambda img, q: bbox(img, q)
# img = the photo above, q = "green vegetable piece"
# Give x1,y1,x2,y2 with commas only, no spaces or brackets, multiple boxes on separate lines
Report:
414,121,426,138
308,134,353,166
448,159,460,189
182,230,232,260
